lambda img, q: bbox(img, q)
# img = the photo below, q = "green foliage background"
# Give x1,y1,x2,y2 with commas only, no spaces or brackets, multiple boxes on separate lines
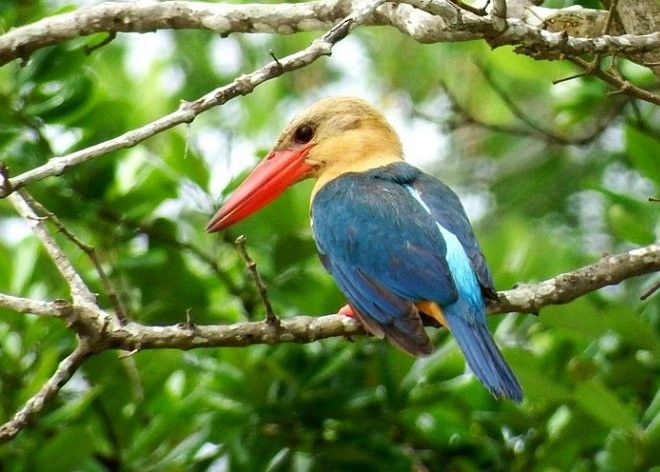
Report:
0,1,659,470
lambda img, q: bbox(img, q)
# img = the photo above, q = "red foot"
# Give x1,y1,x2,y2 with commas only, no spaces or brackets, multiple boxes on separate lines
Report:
338,304,356,318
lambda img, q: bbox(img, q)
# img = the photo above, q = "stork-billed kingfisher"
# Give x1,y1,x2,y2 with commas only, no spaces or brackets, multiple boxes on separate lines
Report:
207,97,522,401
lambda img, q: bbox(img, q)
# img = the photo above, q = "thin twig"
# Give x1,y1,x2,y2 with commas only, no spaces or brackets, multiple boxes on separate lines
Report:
445,0,488,16
269,49,282,69
0,343,92,443
83,31,116,55
185,308,195,328
477,63,556,134
235,235,279,328
627,101,660,141
97,208,240,293
7,189,97,305
566,56,660,106
21,194,128,322
118,354,145,403
604,0,619,36
476,64,629,145
552,68,593,85
434,80,627,146
640,279,660,300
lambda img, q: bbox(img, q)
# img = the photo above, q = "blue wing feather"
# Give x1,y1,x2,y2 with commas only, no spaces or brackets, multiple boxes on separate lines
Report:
409,175,496,297
312,162,521,400
328,259,433,355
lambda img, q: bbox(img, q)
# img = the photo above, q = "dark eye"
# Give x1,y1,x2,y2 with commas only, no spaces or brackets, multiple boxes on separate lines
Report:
294,124,314,144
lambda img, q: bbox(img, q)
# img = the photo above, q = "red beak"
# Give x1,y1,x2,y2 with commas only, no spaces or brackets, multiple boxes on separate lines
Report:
206,143,315,232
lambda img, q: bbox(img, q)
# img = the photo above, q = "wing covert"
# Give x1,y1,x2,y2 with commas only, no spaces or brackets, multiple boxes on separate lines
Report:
409,173,496,297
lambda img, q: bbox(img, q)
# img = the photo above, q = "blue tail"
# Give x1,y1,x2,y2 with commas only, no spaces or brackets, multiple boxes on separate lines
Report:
445,301,522,402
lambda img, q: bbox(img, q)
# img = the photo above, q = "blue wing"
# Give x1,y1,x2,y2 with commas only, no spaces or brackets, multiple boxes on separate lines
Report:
312,165,461,356
321,256,434,355
313,165,459,304
312,162,522,401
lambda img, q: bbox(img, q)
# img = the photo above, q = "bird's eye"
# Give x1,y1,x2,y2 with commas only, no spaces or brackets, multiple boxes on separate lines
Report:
294,124,314,144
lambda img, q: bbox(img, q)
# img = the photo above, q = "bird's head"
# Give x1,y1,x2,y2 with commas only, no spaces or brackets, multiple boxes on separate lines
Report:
206,96,403,232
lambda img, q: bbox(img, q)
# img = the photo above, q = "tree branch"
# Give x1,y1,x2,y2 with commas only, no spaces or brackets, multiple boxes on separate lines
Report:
1,1,659,67
487,244,660,314
0,0,658,444
0,243,655,351
0,0,383,198
235,235,279,327
22,195,129,322
432,78,629,146
0,293,62,317
0,343,92,443
6,190,97,305
0,0,342,66
97,208,241,294
564,56,660,106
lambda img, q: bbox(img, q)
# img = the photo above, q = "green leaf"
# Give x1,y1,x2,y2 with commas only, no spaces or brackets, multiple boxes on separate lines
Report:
607,203,656,245
596,430,636,472
24,75,94,123
626,125,660,186
574,380,637,431
33,425,96,471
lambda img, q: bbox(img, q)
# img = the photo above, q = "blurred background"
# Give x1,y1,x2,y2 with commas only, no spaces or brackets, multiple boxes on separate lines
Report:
0,0,658,470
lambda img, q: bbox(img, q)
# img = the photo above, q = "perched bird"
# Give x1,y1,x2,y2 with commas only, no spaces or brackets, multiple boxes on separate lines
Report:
207,97,522,401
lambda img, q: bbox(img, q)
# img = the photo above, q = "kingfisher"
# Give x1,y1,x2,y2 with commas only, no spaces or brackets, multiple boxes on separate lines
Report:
207,97,522,401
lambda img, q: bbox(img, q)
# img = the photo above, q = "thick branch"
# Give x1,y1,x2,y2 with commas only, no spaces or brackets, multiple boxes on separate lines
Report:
1,1,659,67
106,314,366,350
0,0,348,66
487,244,660,314
1,243,654,351
110,243,659,349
